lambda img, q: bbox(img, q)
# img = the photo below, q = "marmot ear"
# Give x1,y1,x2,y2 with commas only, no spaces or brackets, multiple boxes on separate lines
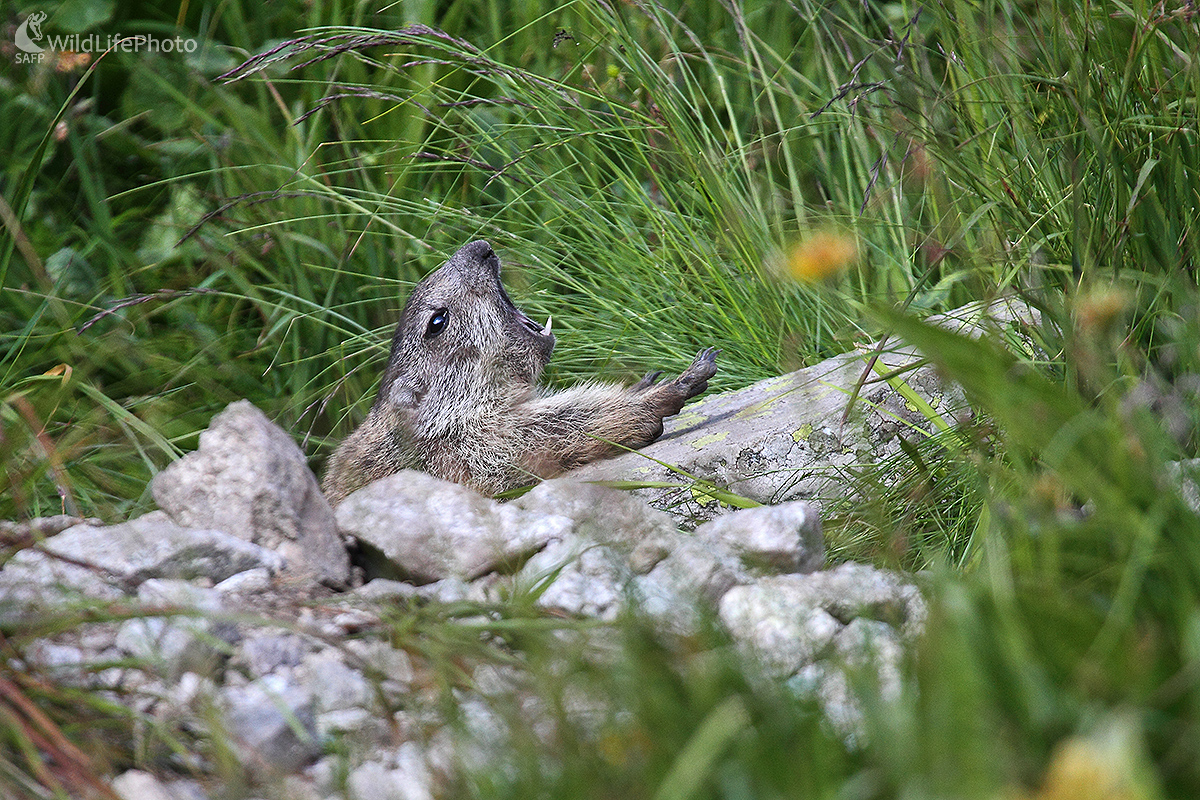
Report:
384,376,423,410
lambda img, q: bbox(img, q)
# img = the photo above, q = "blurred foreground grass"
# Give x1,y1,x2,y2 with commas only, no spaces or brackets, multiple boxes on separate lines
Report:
3,0,1200,797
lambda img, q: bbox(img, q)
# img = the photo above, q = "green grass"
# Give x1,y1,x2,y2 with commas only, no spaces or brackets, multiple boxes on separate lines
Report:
3,0,1200,797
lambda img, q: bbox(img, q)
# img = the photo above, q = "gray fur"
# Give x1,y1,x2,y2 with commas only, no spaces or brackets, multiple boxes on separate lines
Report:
322,240,718,503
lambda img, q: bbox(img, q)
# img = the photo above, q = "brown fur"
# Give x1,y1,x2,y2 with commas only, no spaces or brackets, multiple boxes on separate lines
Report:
322,240,718,503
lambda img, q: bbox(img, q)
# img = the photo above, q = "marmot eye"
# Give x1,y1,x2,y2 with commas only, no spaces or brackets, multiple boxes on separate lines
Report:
425,308,448,339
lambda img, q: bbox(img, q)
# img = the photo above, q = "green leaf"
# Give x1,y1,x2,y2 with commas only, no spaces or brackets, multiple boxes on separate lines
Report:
51,0,115,33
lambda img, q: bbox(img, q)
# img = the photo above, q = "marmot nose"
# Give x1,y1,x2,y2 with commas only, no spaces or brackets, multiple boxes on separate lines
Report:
464,240,495,262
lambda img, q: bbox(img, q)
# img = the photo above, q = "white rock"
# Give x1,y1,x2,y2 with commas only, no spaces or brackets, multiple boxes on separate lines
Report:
767,562,926,633
347,759,434,800
519,536,627,620
214,567,273,594
567,297,1038,524
115,580,232,679
152,400,350,587
0,512,284,618
353,578,420,601
335,470,570,583
317,706,377,738
789,618,907,742
695,500,824,573
719,582,843,676
302,651,373,713
111,769,209,800
718,563,924,678
393,741,436,800
240,632,308,679
220,673,320,773
343,640,414,692
513,478,680,545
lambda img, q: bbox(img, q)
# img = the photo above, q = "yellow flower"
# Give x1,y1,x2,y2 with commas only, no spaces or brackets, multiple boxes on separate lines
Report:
786,231,858,281
1014,717,1160,800
1073,286,1129,336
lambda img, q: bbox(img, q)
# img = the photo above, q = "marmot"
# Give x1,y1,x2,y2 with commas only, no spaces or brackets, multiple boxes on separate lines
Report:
321,240,718,503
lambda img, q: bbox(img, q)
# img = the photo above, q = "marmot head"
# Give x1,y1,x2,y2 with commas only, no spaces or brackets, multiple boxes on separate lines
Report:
376,240,555,433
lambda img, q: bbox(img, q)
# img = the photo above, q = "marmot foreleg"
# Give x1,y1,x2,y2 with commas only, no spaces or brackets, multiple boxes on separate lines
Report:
516,348,719,478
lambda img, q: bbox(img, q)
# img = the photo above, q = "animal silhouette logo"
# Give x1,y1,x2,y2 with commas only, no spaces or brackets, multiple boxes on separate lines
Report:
15,11,48,53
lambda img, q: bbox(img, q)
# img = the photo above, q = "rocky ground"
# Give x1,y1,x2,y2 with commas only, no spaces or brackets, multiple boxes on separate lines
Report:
0,299,1038,799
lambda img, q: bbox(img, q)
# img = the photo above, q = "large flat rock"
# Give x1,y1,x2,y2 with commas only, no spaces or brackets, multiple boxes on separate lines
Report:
568,298,1038,523
0,511,285,618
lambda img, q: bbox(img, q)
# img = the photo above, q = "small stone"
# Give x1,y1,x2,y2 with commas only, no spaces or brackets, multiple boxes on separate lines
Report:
305,755,343,798
631,536,749,634
117,618,213,679
166,672,217,712
780,562,926,632
652,538,747,603
111,769,210,800
835,617,904,699
353,578,420,601
394,741,437,800
1166,459,1200,513
343,640,414,689
115,580,233,679
347,761,406,800
136,578,223,610
240,632,308,679
277,775,324,800
0,515,95,539
518,536,626,620
214,568,273,594
316,707,377,738
25,641,85,674
628,536,673,574
221,674,320,774
717,563,923,679
301,651,373,713
514,478,681,546
419,577,474,603
451,694,511,773
111,770,173,800
695,500,824,573
331,609,378,632
718,582,843,676
787,619,907,742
